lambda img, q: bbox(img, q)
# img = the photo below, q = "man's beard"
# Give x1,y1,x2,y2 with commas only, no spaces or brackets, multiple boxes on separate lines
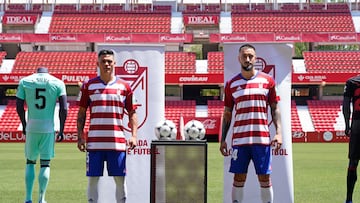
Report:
242,64,253,71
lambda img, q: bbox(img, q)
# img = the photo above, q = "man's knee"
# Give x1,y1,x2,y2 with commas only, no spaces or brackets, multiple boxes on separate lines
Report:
40,159,50,168
233,174,246,187
349,159,359,170
26,159,36,164
258,174,271,187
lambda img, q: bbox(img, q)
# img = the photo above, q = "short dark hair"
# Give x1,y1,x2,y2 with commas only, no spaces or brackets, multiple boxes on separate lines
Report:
239,44,256,52
98,49,114,58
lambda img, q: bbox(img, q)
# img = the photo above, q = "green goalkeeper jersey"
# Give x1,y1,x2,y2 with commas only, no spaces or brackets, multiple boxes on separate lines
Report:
16,72,67,133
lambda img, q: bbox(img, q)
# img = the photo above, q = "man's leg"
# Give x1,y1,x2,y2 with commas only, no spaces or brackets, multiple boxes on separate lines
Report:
252,145,272,203
88,176,100,203
38,159,50,203
114,176,126,203
232,174,246,203
37,132,55,203
229,146,251,203
87,151,105,203
258,174,273,203
346,159,358,202
25,160,36,202
107,151,126,202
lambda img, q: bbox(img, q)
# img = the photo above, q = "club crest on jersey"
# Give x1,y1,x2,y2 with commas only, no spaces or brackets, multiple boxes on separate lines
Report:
116,59,148,131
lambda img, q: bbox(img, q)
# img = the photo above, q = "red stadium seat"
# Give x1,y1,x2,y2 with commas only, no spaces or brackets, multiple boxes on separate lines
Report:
231,10,354,33
12,52,97,74
49,13,171,34
306,100,342,131
165,52,196,74
207,52,224,74
304,51,360,73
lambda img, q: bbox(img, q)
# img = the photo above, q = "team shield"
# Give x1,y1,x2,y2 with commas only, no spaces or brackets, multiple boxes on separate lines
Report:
116,59,148,131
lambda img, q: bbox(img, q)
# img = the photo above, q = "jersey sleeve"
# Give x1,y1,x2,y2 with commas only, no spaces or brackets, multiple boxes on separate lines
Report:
125,83,137,113
78,81,90,108
267,76,279,104
16,79,25,100
224,80,234,110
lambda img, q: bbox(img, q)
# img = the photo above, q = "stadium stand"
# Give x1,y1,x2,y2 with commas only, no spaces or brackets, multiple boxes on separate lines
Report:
5,3,43,13
0,51,7,66
103,4,123,13
0,100,90,133
165,100,196,126
207,100,223,117
54,4,77,12
0,100,21,131
12,52,97,74
182,3,221,13
49,4,172,33
231,8,355,33
291,100,302,131
65,101,90,132
207,52,224,74
165,52,196,74
307,100,343,131
303,51,360,73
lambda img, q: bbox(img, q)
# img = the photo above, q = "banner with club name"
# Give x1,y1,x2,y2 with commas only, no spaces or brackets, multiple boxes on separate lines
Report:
223,43,294,203
94,44,165,203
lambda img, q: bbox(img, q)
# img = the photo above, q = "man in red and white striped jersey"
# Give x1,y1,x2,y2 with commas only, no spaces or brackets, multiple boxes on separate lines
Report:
219,44,282,203
77,49,138,203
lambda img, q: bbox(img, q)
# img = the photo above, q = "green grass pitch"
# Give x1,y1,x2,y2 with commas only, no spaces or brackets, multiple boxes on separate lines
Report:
0,142,358,203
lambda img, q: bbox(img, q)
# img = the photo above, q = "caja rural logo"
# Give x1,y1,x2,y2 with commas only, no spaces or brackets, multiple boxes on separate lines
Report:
115,59,148,131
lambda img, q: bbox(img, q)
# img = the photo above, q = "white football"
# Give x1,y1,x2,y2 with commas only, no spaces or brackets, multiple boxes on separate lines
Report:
184,120,206,140
154,119,177,140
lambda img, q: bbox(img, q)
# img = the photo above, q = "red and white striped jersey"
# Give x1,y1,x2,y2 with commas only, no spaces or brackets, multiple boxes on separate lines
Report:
79,76,136,151
224,71,279,146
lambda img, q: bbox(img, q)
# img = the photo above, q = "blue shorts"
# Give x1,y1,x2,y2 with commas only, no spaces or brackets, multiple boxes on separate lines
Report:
86,151,126,177
25,132,55,161
229,145,272,175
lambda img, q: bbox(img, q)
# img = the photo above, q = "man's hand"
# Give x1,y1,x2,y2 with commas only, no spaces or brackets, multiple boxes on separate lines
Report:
271,134,282,153
56,132,64,142
345,127,351,137
219,141,230,156
128,136,137,150
77,137,86,152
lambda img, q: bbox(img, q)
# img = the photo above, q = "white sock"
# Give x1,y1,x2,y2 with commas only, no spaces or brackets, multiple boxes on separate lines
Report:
114,176,126,203
260,186,273,203
87,176,100,203
232,186,244,203
38,167,50,203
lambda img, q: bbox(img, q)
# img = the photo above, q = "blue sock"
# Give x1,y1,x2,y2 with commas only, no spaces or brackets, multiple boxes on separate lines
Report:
25,164,35,202
38,167,50,203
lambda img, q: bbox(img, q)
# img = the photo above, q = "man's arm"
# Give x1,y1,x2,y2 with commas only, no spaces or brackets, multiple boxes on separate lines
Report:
128,110,138,149
343,96,351,136
77,106,87,152
16,98,26,135
219,106,232,156
57,95,68,142
270,102,282,150
221,107,232,142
